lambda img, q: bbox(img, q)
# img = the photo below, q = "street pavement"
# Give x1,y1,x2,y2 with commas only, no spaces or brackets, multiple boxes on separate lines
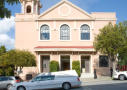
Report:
71,80,127,90
51,79,127,90
3,78,127,90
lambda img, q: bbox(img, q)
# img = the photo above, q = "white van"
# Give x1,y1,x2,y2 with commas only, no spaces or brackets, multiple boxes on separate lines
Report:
10,70,81,90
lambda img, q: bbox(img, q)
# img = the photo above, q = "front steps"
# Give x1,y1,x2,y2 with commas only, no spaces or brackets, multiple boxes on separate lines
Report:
81,73,94,78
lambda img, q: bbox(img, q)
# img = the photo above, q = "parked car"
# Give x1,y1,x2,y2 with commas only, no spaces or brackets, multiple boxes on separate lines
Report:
0,76,21,90
113,70,127,80
10,70,81,90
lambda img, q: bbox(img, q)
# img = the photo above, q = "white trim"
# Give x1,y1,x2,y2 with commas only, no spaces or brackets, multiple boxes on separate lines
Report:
59,55,61,70
38,23,51,41
90,55,93,74
59,23,72,41
36,18,95,21
32,0,34,13
34,48,95,52
79,23,92,41
70,55,72,70
95,18,117,21
38,54,41,73
79,54,81,71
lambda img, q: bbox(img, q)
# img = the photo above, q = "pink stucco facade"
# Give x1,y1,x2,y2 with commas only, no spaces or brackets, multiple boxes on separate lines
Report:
15,0,116,79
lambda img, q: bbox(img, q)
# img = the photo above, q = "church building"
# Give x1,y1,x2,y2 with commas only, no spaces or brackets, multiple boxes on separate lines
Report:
15,0,116,78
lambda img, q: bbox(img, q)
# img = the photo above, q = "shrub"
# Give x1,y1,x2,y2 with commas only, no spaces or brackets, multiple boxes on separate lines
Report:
50,60,59,72
0,66,14,76
72,60,81,76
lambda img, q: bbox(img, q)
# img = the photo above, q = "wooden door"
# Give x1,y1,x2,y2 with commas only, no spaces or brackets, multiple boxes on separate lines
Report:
42,56,50,72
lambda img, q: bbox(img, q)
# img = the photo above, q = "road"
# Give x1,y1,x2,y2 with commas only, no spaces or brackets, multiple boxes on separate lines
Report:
71,80,127,90
71,83,127,90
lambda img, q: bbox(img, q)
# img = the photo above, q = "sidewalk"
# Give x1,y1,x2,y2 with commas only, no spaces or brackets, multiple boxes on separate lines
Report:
80,76,127,86
80,76,112,83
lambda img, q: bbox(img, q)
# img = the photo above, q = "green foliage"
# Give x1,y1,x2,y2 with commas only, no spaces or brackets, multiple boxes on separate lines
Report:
0,45,6,55
94,22,125,61
0,0,19,18
0,66,14,76
118,21,127,65
72,61,80,76
50,61,59,72
0,48,36,75
5,66,14,76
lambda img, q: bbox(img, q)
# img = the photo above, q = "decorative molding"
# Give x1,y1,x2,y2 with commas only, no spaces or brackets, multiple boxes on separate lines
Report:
34,48,95,52
36,18,95,21
58,4,71,17
38,0,93,19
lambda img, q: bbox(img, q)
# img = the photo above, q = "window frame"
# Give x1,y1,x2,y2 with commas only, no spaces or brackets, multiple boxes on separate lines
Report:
80,24,91,41
59,24,71,41
40,24,50,41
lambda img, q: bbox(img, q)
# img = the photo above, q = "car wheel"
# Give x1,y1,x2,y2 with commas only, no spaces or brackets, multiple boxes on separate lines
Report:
17,86,26,90
119,75,125,80
62,83,71,90
7,84,12,90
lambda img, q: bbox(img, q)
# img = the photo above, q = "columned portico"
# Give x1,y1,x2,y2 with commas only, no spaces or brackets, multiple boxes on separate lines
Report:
35,46,96,75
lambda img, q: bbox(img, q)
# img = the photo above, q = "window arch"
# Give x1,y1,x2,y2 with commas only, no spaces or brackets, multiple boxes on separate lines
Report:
80,24,90,40
26,5,31,13
60,24,70,40
40,25,50,40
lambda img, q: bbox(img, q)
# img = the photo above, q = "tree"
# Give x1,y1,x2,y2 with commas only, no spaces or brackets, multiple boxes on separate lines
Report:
0,45,7,75
0,49,36,75
0,0,19,18
94,23,125,68
0,45,6,55
118,21,127,65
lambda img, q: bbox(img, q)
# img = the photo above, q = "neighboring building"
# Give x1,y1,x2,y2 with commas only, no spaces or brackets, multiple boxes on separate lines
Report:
15,0,116,78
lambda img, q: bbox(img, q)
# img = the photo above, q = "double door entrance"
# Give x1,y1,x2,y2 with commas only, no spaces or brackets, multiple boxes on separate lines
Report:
81,56,90,73
41,56,50,72
60,56,70,71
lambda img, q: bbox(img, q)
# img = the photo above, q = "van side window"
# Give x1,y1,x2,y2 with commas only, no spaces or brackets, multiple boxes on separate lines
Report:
42,76,55,81
0,77,8,81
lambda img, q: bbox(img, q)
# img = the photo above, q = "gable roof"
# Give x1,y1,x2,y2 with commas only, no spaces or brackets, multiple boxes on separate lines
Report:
38,0,93,19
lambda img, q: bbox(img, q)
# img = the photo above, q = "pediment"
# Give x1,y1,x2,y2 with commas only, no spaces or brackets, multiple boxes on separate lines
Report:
37,0,94,20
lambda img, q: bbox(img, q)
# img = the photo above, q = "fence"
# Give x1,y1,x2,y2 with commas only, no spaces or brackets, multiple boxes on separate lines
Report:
119,65,127,71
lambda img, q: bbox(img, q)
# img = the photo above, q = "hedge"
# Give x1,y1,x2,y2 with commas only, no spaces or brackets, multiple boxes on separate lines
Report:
72,60,81,76
50,60,59,72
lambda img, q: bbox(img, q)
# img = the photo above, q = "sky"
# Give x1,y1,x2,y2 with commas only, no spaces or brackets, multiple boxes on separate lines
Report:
0,0,127,50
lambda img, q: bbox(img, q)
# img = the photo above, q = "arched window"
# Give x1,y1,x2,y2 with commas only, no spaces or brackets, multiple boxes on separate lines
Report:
40,25,50,40
60,24,70,40
26,5,31,13
80,24,90,40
